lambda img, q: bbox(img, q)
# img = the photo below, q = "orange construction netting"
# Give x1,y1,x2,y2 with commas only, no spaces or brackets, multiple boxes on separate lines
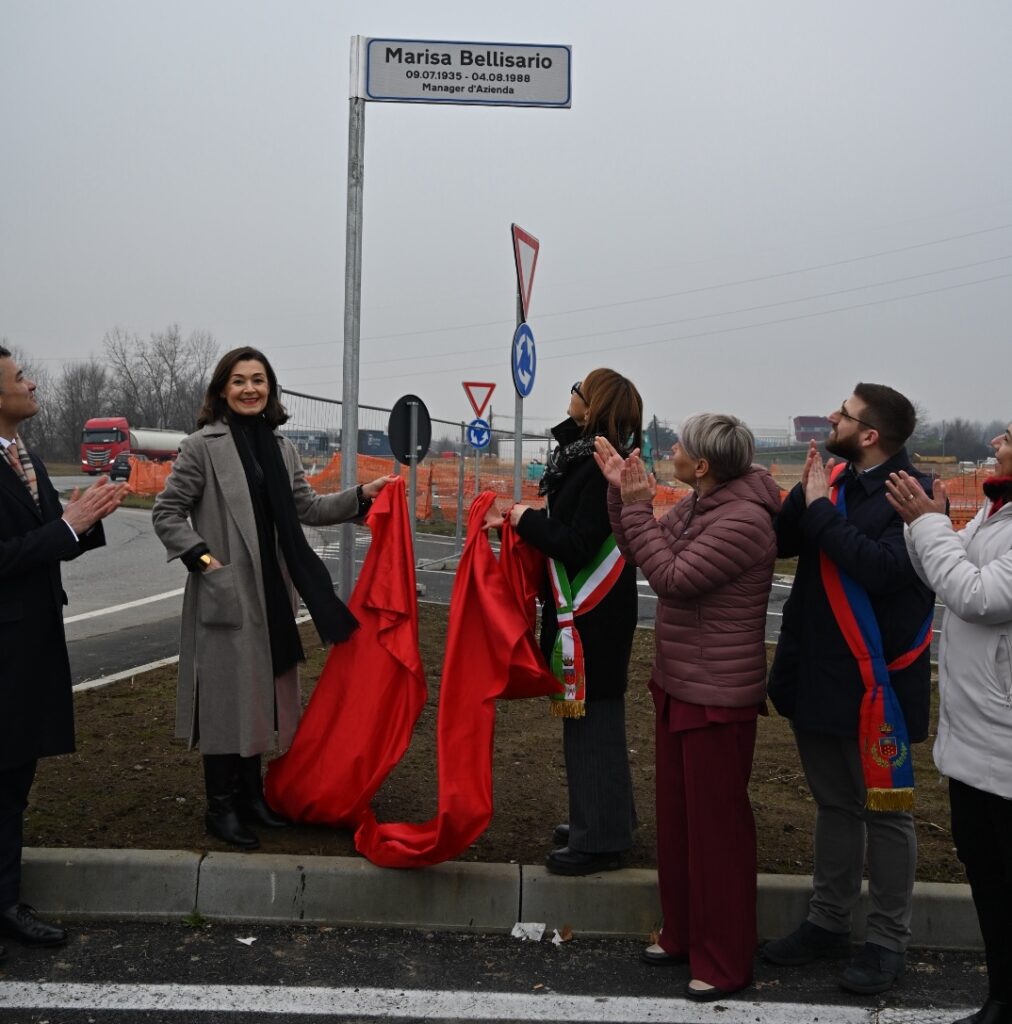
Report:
932,466,988,529
126,459,173,496
131,451,987,532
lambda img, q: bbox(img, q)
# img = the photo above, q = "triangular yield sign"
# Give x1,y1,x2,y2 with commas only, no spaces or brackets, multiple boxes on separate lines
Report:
462,381,496,419
511,224,540,322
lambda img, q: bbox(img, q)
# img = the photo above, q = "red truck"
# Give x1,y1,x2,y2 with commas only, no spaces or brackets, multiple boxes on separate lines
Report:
80,417,187,475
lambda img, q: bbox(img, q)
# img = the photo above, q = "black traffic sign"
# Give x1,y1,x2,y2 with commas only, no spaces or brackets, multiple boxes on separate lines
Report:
387,394,432,466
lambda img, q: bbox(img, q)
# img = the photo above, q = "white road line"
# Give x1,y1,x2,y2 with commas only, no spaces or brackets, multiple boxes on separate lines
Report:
63,588,184,624
0,981,943,1022
70,612,312,693
73,657,179,693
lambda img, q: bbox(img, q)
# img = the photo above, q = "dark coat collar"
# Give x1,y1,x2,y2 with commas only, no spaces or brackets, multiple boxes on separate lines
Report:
846,448,914,494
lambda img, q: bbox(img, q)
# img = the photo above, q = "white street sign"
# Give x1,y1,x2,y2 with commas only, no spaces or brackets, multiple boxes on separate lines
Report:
355,38,572,108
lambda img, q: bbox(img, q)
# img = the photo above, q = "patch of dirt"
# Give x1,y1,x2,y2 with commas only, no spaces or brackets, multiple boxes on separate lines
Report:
28,604,963,881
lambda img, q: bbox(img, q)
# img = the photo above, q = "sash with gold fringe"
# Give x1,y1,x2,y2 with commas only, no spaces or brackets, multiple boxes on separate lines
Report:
820,465,932,811
547,535,625,719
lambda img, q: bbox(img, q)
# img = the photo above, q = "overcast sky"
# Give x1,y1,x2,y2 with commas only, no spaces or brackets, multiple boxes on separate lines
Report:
2,0,1010,437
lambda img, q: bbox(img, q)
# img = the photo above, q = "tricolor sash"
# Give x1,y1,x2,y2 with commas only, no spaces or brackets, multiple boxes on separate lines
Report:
820,464,933,811
547,534,626,718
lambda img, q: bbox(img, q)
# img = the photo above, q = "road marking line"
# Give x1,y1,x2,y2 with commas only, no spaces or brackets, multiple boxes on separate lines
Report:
73,657,179,693
0,981,924,1022
71,612,313,693
63,588,185,624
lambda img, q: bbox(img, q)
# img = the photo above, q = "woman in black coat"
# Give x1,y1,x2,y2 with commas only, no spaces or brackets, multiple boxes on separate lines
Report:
488,368,643,874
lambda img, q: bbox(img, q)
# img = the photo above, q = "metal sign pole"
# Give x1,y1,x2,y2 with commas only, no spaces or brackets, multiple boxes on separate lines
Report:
408,400,418,564
513,291,523,502
338,93,365,600
454,422,465,556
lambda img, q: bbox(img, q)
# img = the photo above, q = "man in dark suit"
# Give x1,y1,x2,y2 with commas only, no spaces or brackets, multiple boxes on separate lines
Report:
0,346,123,961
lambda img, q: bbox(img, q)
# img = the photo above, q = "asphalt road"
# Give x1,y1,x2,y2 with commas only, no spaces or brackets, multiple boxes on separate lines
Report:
0,921,988,1024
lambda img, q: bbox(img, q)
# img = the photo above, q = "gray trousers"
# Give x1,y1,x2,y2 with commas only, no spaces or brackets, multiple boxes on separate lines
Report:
795,728,916,952
563,698,637,853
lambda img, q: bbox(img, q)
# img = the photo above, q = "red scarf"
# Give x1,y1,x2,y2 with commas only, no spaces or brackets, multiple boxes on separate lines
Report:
264,477,426,825
983,474,1012,517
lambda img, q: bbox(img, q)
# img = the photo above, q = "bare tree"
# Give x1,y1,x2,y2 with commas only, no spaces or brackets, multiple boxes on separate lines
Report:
910,401,937,446
943,418,993,462
104,324,217,431
50,359,113,462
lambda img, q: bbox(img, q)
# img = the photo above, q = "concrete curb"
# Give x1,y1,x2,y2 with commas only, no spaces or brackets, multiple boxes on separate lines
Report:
20,848,983,950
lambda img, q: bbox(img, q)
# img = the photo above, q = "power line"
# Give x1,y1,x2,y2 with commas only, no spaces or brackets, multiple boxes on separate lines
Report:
351,268,1012,384
348,221,1012,345
323,253,1009,373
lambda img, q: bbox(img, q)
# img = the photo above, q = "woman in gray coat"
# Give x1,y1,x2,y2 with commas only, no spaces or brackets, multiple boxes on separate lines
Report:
153,347,392,849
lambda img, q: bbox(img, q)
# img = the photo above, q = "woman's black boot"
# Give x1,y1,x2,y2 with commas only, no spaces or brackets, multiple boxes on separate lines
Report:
237,755,289,828
202,754,259,848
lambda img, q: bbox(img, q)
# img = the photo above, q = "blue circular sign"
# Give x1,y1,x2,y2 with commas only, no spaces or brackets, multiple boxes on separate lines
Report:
511,323,536,398
467,418,491,449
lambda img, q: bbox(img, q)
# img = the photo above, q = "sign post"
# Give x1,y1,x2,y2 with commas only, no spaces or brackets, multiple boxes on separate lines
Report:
339,37,570,594
388,394,432,565
463,382,494,503
510,225,540,501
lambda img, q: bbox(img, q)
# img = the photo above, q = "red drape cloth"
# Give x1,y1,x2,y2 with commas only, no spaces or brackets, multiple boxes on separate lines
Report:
264,477,426,826
353,491,559,867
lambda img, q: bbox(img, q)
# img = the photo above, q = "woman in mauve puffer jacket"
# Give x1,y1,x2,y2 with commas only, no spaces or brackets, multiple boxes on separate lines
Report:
596,413,780,1002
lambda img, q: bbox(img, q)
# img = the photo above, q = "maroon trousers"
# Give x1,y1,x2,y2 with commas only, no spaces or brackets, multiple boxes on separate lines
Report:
653,687,758,991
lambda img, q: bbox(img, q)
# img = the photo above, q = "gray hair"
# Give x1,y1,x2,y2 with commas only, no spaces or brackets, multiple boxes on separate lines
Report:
678,413,755,482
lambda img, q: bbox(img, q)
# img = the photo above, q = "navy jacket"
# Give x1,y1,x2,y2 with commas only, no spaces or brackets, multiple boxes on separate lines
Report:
0,451,104,770
768,450,934,741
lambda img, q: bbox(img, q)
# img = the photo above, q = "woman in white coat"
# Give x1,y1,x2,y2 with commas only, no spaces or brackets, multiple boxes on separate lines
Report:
153,347,392,850
886,424,1012,1024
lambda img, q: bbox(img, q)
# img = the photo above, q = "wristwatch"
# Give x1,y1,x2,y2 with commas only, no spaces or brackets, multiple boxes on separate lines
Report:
199,554,213,572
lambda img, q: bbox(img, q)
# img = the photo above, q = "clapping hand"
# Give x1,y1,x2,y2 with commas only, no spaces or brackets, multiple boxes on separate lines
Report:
620,452,656,504
885,471,947,524
62,476,126,535
803,442,836,506
593,436,627,487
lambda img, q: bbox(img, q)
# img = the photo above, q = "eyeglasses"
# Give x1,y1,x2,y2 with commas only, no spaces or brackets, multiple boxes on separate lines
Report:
838,402,877,432
571,381,586,402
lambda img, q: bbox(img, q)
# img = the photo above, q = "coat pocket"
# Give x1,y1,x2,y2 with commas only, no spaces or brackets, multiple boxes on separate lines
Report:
995,633,1012,710
197,564,243,628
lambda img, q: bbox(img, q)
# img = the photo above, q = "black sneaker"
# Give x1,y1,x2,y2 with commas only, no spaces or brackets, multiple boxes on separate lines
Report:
762,920,850,966
839,942,905,995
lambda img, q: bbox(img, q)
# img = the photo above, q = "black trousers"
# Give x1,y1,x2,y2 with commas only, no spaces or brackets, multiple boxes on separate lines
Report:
950,777,1012,1002
0,760,38,910
562,698,637,853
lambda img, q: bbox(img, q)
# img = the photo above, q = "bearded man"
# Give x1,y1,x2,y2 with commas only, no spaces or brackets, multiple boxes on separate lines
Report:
762,383,935,996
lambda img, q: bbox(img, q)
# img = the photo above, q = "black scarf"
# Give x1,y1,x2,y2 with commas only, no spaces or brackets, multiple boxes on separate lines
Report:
539,419,597,498
229,415,358,675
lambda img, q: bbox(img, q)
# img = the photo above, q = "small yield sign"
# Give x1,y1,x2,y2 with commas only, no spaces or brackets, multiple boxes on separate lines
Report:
462,381,495,420
511,224,539,323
